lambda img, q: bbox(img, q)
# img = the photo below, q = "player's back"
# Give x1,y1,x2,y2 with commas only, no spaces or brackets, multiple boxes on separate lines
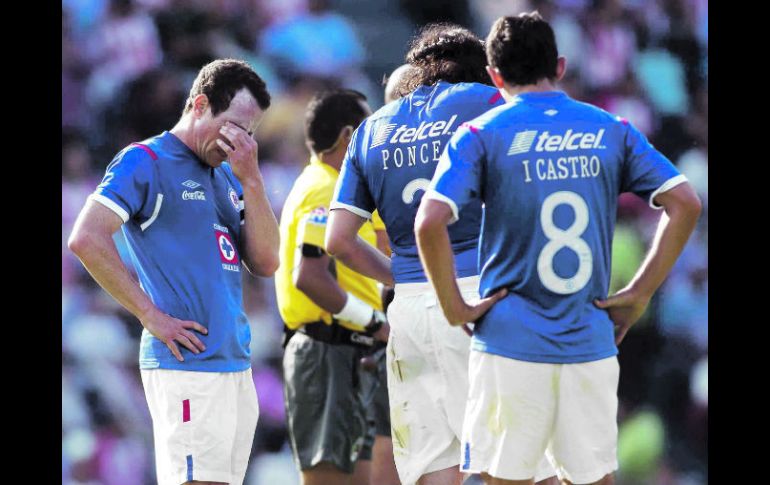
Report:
447,91,681,363
334,80,503,283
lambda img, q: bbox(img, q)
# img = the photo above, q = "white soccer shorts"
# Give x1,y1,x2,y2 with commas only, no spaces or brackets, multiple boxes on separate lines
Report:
141,368,259,485
461,351,619,483
386,276,554,485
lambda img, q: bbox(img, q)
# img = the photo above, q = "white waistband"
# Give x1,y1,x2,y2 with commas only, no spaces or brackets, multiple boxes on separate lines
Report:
394,275,480,298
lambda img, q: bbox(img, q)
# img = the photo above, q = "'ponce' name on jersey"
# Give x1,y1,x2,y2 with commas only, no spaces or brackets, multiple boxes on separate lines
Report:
375,115,458,170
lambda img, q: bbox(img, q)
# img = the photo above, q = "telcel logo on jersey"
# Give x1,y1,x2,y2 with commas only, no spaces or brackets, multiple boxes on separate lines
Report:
374,115,459,171
508,129,606,155
182,190,206,201
371,115,457,149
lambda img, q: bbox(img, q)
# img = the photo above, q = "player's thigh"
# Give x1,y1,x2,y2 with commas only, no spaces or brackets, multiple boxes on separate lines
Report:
549,357,619,485
387,291,459,484
230,369,260,485
461,352,556,481
142,369,239,485
284,334,366,474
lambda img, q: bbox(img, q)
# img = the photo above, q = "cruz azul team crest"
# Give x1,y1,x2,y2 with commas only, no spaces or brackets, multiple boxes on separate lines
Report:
214,223,239,272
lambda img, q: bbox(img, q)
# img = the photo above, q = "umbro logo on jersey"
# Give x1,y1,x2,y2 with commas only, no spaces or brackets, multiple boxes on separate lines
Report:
370,115,458,148
182,180,201,189
508,129,606,155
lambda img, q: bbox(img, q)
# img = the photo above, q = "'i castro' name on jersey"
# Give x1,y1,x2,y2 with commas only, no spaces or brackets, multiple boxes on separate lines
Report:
508,128,607,183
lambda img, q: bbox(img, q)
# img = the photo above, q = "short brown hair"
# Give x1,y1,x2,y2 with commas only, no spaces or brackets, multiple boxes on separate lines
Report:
184,59,271,115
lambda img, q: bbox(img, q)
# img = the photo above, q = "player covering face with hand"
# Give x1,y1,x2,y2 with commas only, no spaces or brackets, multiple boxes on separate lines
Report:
325,23,558,485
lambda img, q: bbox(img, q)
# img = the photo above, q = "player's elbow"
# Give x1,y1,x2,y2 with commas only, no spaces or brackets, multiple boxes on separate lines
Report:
250,252,280,277
414,209,440,243
257,253,281,276
325,232,349,259
67,228,93,259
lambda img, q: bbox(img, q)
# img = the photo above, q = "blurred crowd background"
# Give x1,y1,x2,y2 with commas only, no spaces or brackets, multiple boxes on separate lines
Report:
61,0,708,483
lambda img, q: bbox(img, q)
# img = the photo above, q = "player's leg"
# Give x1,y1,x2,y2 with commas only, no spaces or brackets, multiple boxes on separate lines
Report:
352,458,372,485
559,474,614,485
370,436,400,485
419,465,463,485
386,284,460,485
548,357,620,485
230,368,260,485
302,462,351,485
459,352,556,484
366,346,400,485
141,369,239,485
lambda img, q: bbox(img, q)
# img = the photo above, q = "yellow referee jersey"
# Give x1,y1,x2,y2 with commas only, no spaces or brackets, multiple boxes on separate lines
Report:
276,156,384,331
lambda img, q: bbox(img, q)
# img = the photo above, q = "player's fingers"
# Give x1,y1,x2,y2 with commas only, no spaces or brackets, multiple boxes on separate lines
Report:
176,334,200,355
216,138,234,153
166,340,184,362
461,324,473,337
182,329,206,352
614,322,629,345
183,320,209,335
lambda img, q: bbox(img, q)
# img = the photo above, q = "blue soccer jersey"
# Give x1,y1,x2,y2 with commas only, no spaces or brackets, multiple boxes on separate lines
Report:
428,91,687,363
90,131,252,372
331,81,504,283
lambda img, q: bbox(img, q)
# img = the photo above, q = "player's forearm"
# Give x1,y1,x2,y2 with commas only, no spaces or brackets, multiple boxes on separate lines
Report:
241,177,280,276
295,268,348,314
331,237,395,287
415,218,466,324
627,194,702,298
68,231,159,322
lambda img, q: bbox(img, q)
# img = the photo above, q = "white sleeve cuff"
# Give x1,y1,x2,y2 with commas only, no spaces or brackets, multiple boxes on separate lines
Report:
89,193,129,223
423,190,459,224
649,174,689,210
329,201,373,220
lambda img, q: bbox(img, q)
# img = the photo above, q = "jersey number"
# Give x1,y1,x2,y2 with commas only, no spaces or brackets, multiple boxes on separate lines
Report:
537,191,593,294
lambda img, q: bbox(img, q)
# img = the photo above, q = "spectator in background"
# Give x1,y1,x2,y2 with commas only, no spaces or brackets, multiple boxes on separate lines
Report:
84,0,163,110
259,0,365,84
582,0,636,92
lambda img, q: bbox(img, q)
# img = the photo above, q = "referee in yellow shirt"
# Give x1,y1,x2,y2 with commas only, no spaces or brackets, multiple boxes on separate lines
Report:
275,89,398,485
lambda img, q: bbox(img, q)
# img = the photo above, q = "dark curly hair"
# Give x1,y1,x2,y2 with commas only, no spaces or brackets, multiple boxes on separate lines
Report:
394,23,492,97
183,59,271,116
486,12,558,86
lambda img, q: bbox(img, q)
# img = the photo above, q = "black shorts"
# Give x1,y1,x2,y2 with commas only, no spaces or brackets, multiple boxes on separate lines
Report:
283,332,375,473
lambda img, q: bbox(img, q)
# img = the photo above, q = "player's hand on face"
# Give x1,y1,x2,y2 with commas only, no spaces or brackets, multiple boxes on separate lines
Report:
141,308,209,362
217,121,260,183
448,288,508,327
594,288,651,345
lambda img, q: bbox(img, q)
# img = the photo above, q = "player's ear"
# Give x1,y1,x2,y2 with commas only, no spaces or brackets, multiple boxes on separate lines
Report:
486,66,506,90
192,94,210,118
555,57,567,82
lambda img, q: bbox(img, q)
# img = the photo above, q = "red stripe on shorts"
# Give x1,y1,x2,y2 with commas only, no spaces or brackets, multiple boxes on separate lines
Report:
183,399,190,422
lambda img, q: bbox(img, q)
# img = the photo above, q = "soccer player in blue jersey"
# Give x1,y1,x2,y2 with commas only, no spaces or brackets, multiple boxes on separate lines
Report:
415,13,702,485
68,59,280,485
325,24,556,485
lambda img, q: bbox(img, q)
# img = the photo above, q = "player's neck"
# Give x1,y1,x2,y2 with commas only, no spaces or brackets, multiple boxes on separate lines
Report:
316,149,344,172
500,78,560,102
170,117,198,156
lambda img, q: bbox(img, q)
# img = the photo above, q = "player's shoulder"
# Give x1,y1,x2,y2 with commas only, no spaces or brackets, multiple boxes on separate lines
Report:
436,81,501,104
107,133,167,173
563,96,629,126
294,162,336,202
